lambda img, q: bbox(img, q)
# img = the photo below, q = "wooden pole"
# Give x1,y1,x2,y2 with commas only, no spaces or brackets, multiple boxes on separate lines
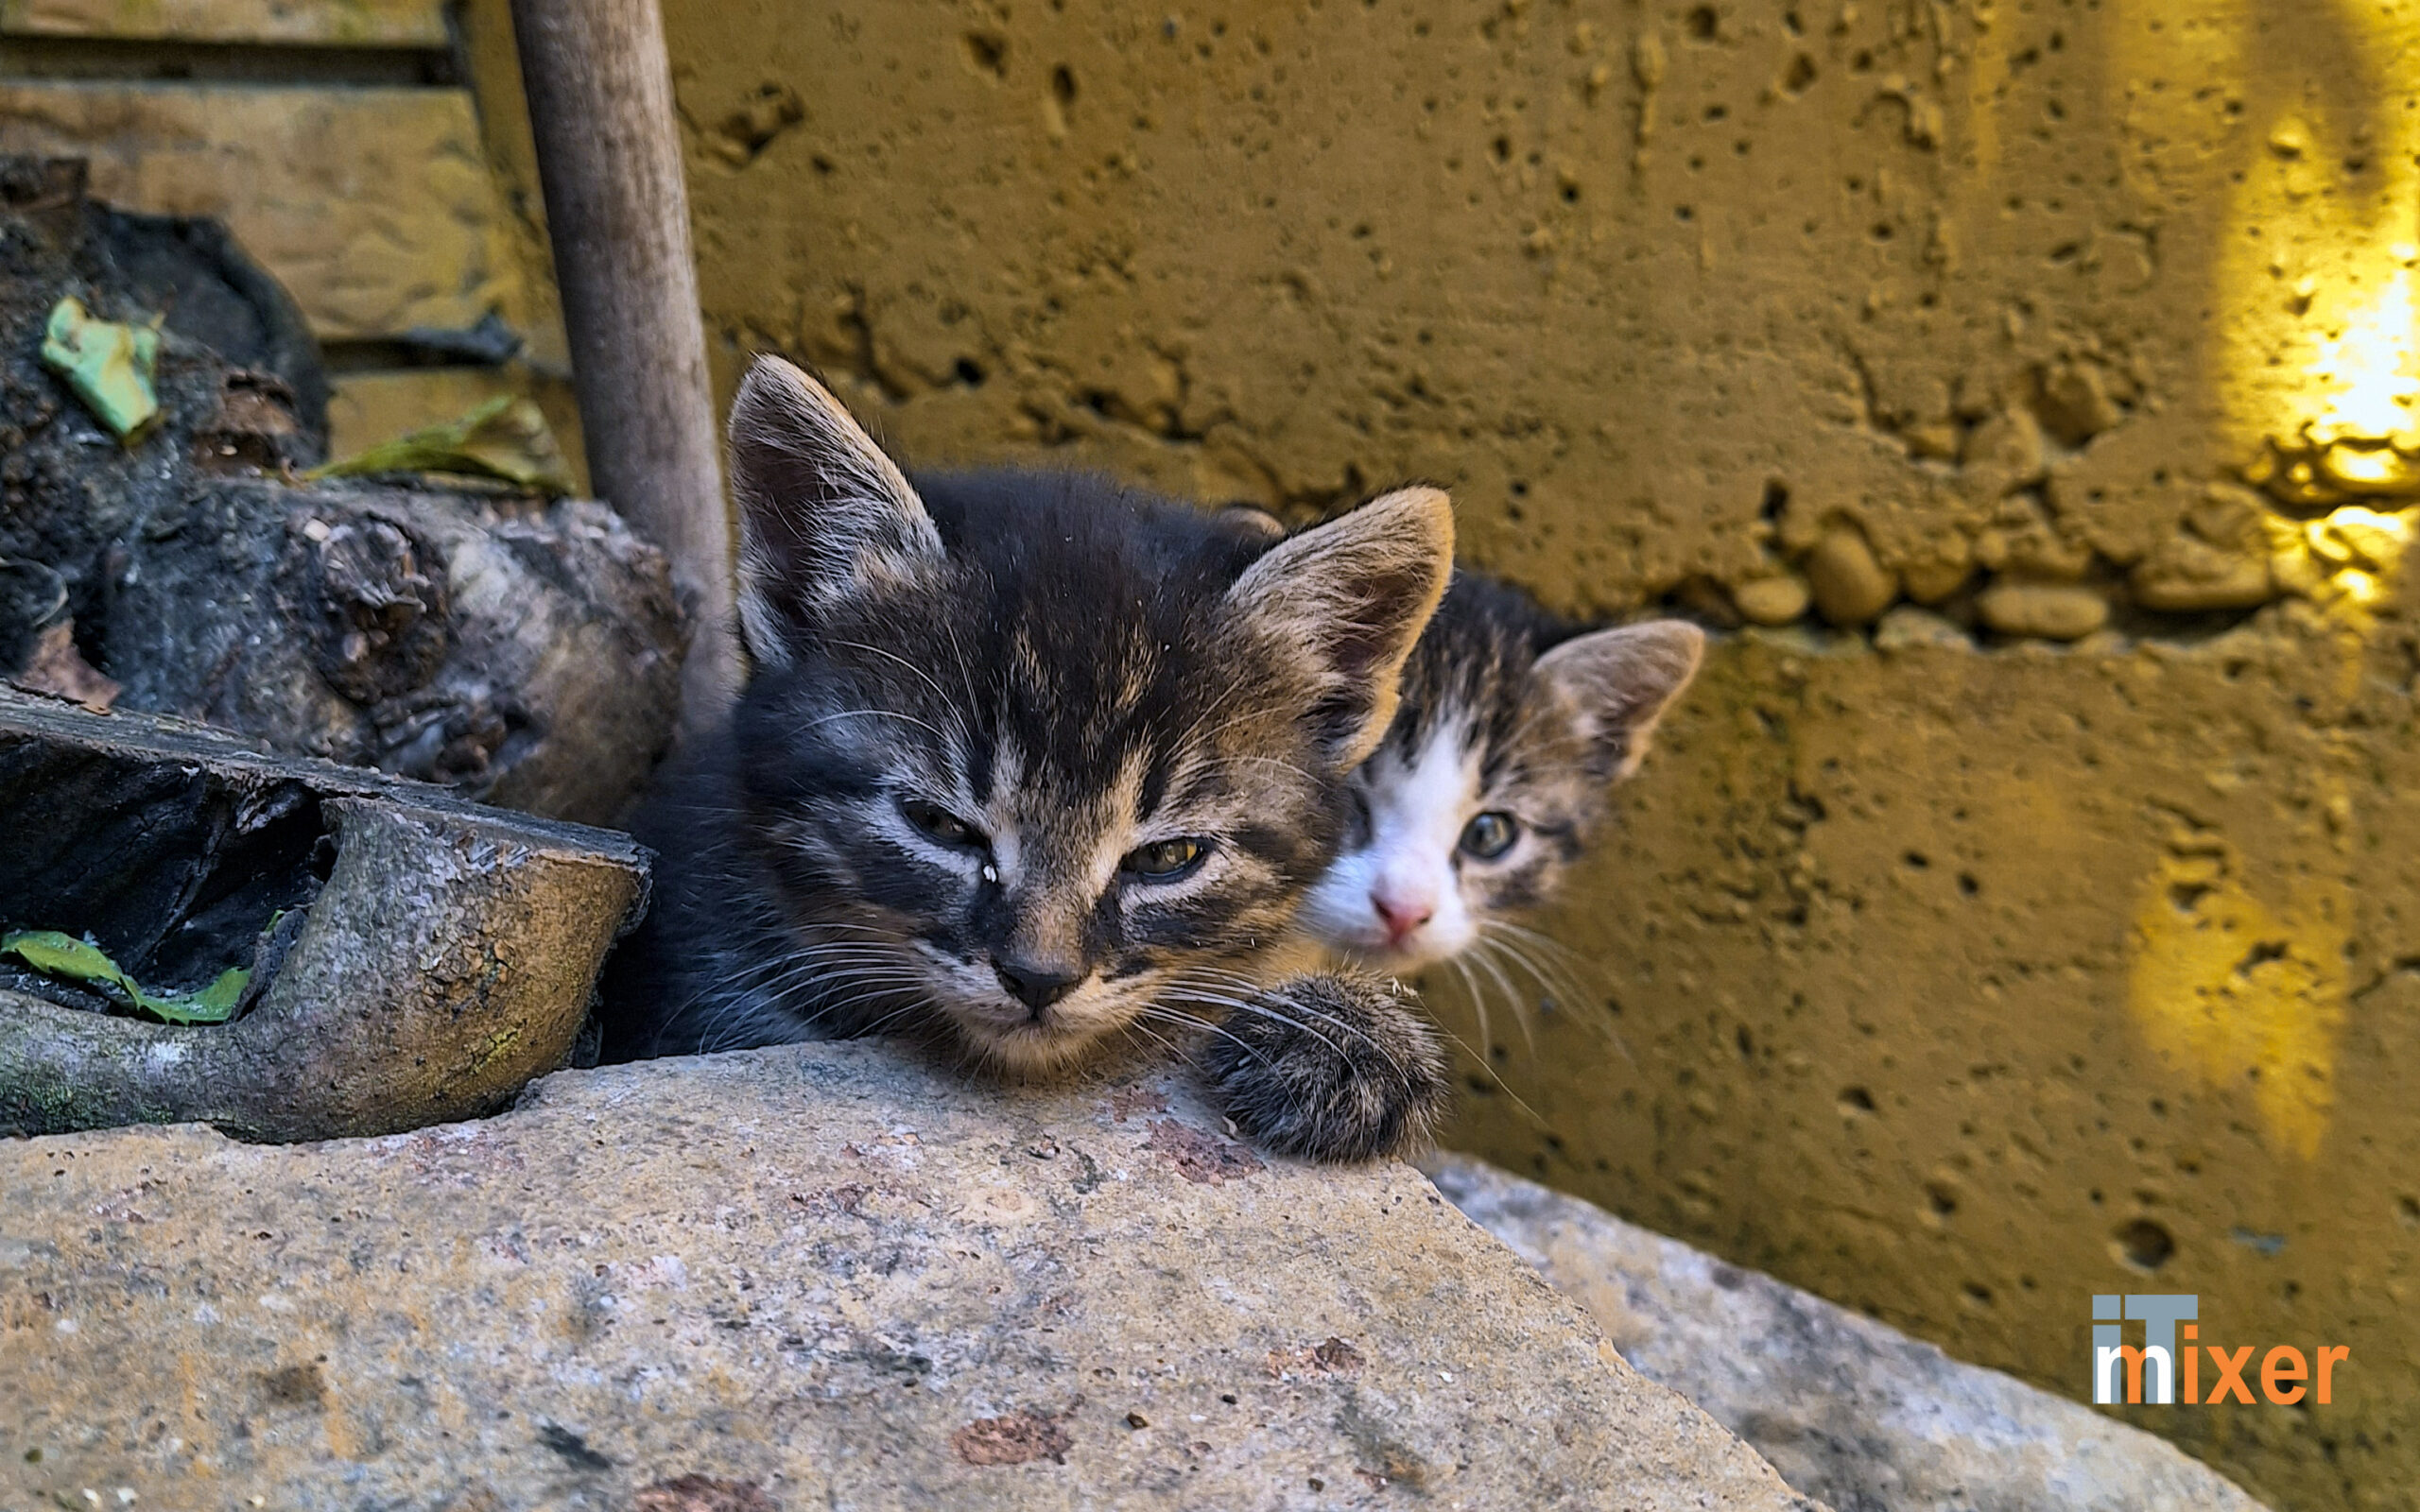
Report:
507,0,737,742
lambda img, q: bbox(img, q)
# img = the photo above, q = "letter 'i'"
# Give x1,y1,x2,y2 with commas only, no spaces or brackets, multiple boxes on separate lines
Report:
2093,1294,2123,1404
2184,1322,2198,1402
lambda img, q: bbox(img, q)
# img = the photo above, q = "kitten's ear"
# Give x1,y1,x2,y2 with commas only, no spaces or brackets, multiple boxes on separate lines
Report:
1530,621,1706,780
728,354,942,668
1213,502,1288,540
1226,486,1454,767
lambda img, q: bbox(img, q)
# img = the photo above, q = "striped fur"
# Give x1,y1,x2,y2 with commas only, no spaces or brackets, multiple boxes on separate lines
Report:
600,357,1452,1159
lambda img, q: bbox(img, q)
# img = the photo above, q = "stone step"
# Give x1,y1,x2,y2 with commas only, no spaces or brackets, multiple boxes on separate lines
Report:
4,1041,1826,1510
1426,1154,2271,1512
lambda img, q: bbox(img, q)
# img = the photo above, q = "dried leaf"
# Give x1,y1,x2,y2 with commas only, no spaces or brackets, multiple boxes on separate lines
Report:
11,621,120,711
311,394,572,495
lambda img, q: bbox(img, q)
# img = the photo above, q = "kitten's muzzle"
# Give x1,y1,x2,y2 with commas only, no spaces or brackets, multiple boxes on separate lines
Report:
994,956,1084,1015
1372,889,1436,949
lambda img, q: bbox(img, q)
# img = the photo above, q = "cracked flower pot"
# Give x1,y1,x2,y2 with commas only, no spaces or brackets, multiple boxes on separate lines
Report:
0,687,648,1142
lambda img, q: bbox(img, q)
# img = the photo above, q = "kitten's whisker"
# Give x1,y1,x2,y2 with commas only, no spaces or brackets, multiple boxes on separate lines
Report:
1179,982,1422,1083
824,637,955,710
789,707,954,745
1156,988,1373,1073
1132,1005,1278,1073
1480,917,1598,968
1475,922,1630,1064
1415,1008,1546,1128
1466,938,1538,1056
1446,954,1494,1066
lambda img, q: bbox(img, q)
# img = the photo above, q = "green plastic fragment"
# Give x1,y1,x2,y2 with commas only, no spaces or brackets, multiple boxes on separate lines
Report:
311,393,573,495
40,296,161,442
1,929,249,1025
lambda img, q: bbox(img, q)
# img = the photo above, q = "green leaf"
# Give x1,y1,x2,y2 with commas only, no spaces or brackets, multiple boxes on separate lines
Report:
39,296,162,443
1,929,249,1025
309,393,573,494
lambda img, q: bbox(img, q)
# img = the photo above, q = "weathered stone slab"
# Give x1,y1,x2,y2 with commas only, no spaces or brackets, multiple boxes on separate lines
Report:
0,83,513,339
1425,1154,2269,1512
0,688,648,1141
3,1042,1826,1510
0,0,444,44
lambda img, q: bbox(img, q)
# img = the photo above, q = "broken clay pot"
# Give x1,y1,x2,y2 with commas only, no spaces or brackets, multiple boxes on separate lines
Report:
0,687,648,1142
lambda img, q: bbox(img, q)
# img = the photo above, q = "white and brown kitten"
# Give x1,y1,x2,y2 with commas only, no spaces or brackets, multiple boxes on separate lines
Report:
1213,505,1705,972
600,356,1459,1160
1297,574,1703,971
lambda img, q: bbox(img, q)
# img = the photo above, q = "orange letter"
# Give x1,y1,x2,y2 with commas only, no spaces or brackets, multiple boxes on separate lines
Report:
2206,1345,2256,1405
2109,1346,2173,1404
2184,1343,2199,1404
2317,1346,2350,1404
2262,1347,2307,1405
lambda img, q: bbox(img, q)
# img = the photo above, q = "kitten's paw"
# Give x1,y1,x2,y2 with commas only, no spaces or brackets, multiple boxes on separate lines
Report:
1198,972,1450,1162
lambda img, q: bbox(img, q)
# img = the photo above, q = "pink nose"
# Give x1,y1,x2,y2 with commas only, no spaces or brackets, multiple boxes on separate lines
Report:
1371,891,1434,944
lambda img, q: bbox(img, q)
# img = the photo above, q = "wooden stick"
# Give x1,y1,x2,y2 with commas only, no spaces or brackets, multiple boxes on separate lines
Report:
508,0,738,741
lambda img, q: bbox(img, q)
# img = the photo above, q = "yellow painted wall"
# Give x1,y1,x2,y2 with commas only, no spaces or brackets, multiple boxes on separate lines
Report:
657,2,2420,1504
12,0,2419,1501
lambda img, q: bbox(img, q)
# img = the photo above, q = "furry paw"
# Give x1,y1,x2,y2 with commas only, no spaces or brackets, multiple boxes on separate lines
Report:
1197,971,1450,1161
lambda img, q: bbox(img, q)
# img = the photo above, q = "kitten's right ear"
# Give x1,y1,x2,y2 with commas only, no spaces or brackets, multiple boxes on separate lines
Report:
1530,619,1705,781
728,355,942,668
1226,486,1454,768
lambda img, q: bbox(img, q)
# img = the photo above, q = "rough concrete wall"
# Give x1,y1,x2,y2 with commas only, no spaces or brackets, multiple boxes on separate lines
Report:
663,2,2420,1504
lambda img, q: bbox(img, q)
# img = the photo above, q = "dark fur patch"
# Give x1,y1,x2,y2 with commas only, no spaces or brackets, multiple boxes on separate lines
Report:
1198,971,1449,1161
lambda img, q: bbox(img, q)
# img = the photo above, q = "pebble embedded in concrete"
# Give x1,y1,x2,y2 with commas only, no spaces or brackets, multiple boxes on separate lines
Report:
1976,580,2110,641
1898,552,1975,605
1732,572,1813,627
1803,529,1896,627
1873,605,1971,652
2130,552,2275,612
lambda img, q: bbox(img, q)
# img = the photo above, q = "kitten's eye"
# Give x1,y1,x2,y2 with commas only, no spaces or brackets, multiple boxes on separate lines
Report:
1121,836,1210,880
900,797,984,850
1459,811,1519,860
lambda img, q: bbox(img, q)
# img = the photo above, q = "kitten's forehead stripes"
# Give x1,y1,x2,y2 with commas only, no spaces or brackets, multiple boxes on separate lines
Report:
1386,574,1578,786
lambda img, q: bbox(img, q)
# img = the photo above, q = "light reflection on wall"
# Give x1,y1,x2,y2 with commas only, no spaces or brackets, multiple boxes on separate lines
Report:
2115,0,2420,612
2105,0,2415,1166
2214,2,2419,610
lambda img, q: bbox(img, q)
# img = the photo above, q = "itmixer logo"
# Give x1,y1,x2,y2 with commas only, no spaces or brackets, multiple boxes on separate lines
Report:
2092,1295,2351,1406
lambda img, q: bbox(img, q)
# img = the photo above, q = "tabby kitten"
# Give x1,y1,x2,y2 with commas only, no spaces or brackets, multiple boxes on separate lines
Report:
599,356,1456,1160
1295,573,1703,971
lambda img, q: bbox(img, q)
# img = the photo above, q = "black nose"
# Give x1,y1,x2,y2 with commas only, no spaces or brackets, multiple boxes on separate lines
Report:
994,959,1082,1014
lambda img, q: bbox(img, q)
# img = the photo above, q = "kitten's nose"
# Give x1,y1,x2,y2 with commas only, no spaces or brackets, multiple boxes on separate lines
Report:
1371,891,1434,944
994,958,1083,1015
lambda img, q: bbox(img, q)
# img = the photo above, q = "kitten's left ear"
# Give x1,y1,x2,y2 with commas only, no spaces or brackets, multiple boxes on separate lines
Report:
1530,621,1706,780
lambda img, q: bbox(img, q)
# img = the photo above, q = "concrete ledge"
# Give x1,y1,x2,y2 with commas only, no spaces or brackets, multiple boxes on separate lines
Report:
1426,1153,2268,1512
4,1041,1824,1510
